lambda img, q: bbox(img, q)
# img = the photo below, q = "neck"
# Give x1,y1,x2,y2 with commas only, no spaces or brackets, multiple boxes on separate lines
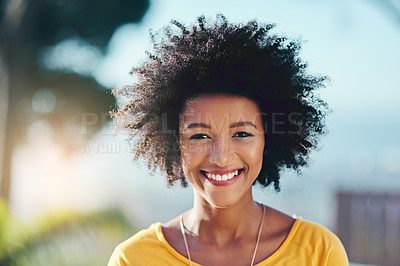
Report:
184,189,263,246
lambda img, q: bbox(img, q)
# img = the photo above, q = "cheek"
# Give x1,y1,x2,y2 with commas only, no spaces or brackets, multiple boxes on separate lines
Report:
245,147,264,165
180,143,207,172
239,138,265,169
180,150,207,185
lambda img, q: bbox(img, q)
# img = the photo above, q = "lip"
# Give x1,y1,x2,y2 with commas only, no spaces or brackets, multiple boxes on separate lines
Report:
200,168,244,186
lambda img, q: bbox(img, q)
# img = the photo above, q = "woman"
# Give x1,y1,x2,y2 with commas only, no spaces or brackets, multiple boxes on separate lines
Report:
108,15,348,265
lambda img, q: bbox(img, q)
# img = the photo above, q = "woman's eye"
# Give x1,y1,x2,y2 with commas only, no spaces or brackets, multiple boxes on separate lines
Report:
189,134,210,140
233,132,254,138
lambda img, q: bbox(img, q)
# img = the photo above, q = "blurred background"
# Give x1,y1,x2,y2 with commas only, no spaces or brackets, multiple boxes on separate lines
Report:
0,0,399,265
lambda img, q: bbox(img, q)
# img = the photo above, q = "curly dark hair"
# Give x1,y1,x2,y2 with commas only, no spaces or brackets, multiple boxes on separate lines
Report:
112,14,328,191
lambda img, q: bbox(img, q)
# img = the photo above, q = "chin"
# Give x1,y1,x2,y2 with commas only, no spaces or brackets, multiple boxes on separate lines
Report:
202,194,242,209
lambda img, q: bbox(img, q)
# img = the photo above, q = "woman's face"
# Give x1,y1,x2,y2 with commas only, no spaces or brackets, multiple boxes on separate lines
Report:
179,94,265,208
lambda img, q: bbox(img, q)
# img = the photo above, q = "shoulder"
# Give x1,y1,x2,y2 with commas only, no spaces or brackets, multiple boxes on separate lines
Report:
290,219,349,265
107,223,165,266
293,219,343,248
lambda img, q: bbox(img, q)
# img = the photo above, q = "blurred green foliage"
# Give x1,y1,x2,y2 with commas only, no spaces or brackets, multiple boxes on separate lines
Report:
0,199,135,266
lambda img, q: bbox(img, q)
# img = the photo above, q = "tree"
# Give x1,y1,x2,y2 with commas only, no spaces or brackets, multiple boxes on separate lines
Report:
0,0,149,202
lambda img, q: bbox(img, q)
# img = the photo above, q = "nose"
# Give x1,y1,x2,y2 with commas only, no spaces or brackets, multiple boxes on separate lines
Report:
208,138,235,167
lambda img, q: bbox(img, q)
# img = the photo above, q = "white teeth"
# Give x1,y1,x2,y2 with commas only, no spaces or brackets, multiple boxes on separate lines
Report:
204,170,241,181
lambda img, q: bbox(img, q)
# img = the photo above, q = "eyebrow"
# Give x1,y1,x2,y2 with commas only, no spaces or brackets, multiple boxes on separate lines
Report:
186,123,211,129
186,121,257,129
230,121,257,129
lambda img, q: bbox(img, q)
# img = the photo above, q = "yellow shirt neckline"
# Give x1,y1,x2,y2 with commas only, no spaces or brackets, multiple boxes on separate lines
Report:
154,218,302,266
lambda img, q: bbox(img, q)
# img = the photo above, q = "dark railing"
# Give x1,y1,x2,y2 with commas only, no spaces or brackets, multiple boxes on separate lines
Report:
336,191,400,266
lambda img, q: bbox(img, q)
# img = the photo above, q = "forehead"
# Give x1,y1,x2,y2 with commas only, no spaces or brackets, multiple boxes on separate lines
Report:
180,94,262,125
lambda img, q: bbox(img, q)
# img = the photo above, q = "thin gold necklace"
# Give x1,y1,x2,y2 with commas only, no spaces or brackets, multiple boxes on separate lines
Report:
179,205,265,266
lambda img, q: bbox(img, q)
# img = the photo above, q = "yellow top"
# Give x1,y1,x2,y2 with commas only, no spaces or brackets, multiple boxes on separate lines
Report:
108,218,349,266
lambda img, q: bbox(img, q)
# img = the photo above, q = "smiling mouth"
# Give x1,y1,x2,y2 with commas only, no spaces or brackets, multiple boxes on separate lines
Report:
200,169,244,182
